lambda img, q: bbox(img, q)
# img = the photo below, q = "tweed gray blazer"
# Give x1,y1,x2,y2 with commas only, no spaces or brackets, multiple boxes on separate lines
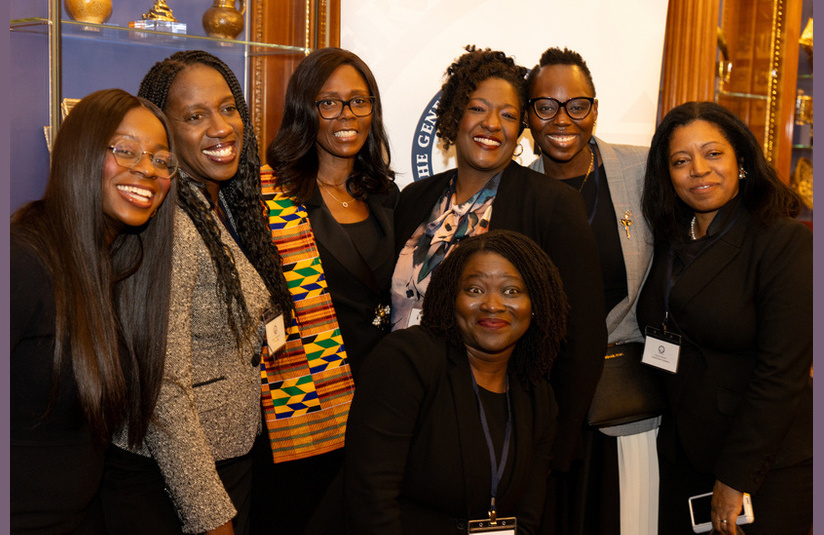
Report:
114,202,272,533
530,136,652,345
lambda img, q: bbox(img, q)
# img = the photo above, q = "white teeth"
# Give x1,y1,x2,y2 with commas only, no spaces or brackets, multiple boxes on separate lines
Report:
474,137,501,147
203,146,233,157
117,185,152,199
334,130,357,138
548,135,575,143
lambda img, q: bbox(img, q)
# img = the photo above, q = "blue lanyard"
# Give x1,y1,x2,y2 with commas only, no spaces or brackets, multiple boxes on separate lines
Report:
469,371,512,518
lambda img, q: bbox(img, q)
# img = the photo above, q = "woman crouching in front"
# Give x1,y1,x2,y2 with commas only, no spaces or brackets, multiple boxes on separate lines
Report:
345,229,567,535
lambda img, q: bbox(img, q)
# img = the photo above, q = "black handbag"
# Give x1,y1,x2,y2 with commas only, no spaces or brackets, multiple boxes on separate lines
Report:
586,342,665,427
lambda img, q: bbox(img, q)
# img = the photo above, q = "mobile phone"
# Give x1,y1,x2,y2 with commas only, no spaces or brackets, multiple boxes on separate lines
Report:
688,491,754,533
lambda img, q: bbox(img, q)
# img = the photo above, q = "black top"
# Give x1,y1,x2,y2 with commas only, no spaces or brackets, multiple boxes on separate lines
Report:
340,213,385,272
10,234,106,534
345,325,557,535
394,161,607,472
562,163,628,314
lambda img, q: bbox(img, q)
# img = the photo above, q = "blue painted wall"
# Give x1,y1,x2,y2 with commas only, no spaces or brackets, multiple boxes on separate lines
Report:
10,0,250,212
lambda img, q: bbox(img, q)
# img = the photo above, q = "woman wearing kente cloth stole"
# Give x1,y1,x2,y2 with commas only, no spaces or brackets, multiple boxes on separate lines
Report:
252,47,398,535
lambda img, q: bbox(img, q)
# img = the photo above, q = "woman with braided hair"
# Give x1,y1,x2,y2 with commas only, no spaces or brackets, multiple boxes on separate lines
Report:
101,50,293,535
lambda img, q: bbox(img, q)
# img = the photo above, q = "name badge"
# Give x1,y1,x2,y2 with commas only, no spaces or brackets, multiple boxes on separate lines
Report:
266,314,286,353
468,517,517,534
407,307,423,328
642,326,681,374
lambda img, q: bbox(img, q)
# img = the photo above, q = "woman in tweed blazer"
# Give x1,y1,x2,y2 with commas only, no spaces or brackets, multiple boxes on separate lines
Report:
101,51,292,535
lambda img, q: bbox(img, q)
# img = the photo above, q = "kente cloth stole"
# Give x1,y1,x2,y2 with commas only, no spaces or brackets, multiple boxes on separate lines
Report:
259,168,354,463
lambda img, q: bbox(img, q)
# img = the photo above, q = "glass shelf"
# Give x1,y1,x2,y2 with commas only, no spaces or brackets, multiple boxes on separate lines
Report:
798,73,813,80
9,17,310,56
716,90,769,101
792,144,813,150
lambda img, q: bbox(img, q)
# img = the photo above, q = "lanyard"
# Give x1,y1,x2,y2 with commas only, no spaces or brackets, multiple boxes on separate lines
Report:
469,371,512,520
661,212,740,330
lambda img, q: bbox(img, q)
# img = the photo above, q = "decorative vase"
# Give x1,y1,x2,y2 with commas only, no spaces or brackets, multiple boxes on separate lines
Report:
63,0,112,24
202,0,246,40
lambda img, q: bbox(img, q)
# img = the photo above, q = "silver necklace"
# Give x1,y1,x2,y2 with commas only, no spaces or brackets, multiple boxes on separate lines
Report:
690,216,697,240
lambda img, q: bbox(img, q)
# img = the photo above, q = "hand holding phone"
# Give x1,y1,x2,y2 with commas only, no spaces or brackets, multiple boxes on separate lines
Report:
688,491,754,533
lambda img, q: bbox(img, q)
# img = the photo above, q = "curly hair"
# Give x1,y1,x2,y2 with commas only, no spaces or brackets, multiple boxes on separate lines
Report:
436,45,529,149
267,47,394,204
421,230,568,387
526,47,596,97
138,50,293,344
11,88,176,446
642,101,802,244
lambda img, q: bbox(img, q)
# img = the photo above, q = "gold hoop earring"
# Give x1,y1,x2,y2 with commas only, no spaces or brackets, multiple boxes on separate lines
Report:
513,144,524,157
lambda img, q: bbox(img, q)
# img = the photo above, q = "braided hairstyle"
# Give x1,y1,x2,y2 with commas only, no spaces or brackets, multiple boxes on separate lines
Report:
436,45,529,150
138,50,293,344
421,230,569,387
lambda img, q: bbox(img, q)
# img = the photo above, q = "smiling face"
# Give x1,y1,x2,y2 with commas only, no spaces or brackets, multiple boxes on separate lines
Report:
455,77,522,184
314,64,373,168
164,64,243,186
101,106,172,236
455,251,532,365
668,119,740,222
527,64,598,178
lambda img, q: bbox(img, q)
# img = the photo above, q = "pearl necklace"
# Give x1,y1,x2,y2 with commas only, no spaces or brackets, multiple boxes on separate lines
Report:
690,216,697,240
318,180,354,208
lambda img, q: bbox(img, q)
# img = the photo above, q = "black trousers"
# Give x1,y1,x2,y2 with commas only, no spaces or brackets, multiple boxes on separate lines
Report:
249,432,345,535
101,445,253,535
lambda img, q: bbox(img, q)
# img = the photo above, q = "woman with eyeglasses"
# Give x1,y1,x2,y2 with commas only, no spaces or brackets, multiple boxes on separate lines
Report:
100,51,293,535
250,46,399,535
525,47,658,535
392,45,607,501
11,88,176,533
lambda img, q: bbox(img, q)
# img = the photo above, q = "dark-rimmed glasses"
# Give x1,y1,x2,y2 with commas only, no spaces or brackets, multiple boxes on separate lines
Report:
108,140,178,179
315,96,376,120
528,97,595,121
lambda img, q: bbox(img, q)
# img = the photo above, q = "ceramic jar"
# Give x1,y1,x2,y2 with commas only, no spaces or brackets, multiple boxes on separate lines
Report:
64,0,112,24
202,0,246,40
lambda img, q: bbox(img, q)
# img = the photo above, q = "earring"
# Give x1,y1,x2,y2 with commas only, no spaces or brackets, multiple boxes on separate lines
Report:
739,166,747,180
512,144,524,157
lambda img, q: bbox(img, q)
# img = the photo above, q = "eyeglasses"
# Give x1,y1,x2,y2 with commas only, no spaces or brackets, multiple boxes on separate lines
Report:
314,96,376,120
528,97,595,121
108,140,178,179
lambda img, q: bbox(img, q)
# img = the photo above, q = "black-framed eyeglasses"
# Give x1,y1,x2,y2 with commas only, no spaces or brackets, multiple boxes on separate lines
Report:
528,97,595,121
108,141,178,179
315,96,376,120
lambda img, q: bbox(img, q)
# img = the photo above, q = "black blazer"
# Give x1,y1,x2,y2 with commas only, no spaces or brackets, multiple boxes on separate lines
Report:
306,183,400,380
395,161,607,470
345,326,558,535
636,208,813,493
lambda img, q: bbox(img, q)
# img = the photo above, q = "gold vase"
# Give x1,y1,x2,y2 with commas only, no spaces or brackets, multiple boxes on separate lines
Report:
63,0,112,24
202,0,246,40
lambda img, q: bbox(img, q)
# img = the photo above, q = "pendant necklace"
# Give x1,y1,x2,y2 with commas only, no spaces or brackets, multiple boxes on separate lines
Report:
318,180,354,208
